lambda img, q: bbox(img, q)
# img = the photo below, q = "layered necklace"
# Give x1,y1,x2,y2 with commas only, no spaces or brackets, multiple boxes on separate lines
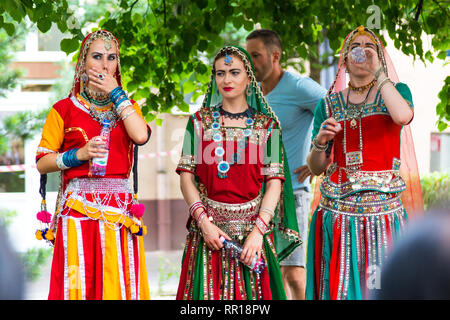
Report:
79,90,119,128
212,104,255,179
342,85,374,175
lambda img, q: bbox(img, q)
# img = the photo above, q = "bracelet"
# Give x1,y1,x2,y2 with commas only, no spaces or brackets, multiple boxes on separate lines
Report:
312,136,328,152
61,148,85,168
110,86,130,108
377,77,392,91
56,152,70,170
259,207,275,218
121,108,136,121
255,216,269,235
196,211,207,226
117,100,133,115
189,201,206,218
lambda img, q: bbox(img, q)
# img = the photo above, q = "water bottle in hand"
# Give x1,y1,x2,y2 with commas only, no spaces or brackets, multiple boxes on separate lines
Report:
91,119,111,176
220,236,266,274
351,46,367,63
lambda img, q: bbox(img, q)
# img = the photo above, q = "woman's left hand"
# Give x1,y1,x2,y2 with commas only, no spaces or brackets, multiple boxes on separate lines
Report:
87,67,119,94
240,228,264,266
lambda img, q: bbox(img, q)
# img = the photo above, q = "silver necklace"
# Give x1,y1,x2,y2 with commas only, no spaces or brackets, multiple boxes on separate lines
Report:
340,86,373,189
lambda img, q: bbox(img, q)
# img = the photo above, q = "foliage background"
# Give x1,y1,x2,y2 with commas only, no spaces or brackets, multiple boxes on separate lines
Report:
0,0,447,129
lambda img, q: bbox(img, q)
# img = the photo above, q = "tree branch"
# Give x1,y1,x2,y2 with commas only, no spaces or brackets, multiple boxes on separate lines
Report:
414,0,423,21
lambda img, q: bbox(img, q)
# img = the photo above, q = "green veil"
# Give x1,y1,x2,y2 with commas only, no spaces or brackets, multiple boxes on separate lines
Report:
201,45,301,261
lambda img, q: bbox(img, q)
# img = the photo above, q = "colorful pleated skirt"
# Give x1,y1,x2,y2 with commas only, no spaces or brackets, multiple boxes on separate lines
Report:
47,178,150,300
306,191,408,300
176,223,286,300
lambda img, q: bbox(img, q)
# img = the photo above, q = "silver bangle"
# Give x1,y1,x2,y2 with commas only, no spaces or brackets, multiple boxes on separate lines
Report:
312,136,328,152
117,99,133,115
121,108,136,121
377,77,392,91
56,152,70,170
259,207,275,218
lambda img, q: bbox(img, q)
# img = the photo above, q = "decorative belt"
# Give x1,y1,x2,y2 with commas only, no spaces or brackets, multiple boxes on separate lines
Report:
64,177,132,194
319,191,404,217
58,178,145,235
200,193,262,241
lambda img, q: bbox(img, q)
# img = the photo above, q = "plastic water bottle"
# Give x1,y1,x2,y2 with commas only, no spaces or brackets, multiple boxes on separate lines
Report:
219,236,266,274
91,119,111,176
351,46,367,63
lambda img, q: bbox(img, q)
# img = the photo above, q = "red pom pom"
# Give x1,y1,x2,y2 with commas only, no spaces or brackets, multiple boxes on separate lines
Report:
36,211,52,223
130,203,145,218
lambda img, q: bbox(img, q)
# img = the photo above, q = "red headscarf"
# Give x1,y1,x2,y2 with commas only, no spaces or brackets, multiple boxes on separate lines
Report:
69,29,122,98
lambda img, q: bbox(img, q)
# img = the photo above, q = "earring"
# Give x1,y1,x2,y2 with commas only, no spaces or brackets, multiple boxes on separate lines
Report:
246,85,252,96
79,72,88,92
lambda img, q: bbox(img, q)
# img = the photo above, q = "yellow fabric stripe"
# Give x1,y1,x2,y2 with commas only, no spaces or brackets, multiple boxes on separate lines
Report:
102,225,123,299
66,218,82,300
65,197,137,230
138,236,150,299
37,107,65,155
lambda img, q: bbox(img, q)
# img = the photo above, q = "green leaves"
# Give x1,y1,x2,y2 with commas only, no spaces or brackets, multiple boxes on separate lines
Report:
436,76,450,131
60,37,80,55
0,0,448,130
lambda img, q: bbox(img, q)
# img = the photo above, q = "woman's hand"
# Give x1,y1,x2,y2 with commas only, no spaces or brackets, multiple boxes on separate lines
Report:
76,136,108,161
316,117,342,145
241,228,264,266
199,217,231,251
87,67,119,94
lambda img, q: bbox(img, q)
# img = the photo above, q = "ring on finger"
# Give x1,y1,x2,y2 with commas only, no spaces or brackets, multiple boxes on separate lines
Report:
98,73,105,80
322,124,327,129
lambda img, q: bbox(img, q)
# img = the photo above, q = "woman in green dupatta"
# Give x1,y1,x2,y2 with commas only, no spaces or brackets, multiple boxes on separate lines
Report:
175,46,301,300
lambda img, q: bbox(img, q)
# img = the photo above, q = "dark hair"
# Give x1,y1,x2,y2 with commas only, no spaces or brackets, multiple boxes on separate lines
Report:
246,29,283,56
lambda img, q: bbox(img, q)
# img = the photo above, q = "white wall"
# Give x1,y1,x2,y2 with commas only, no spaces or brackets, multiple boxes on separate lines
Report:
384,34,450,175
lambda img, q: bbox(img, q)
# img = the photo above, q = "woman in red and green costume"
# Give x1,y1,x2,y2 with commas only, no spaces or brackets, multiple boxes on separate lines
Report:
306,26,421,300
175,46,301,300
36,30,151,300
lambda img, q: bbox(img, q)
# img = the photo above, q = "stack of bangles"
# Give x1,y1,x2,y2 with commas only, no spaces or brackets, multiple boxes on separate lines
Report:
373,66,393,91
255,207,274,235
312,136,328,152
110,86,136,121
189,201,211,227
56,148,86,170
377,75,392,91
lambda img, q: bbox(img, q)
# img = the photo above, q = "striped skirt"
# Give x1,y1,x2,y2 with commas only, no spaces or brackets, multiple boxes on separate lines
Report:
306,191,408,300
47,178,150,300
176,194,286,300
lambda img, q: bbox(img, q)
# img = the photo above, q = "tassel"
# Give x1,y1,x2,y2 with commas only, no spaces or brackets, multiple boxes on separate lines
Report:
130,224,140,234
36,210,52,223
35,230,43,240
130,203,145,218
142,225,147,236
44,229,55,241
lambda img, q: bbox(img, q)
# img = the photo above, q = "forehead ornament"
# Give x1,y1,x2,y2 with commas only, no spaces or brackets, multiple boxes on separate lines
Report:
224,52,233,66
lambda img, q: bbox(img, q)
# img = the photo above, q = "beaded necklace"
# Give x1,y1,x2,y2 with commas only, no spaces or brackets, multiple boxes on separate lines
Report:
348,79,375,95
77,92,119,128
211,105,255,179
